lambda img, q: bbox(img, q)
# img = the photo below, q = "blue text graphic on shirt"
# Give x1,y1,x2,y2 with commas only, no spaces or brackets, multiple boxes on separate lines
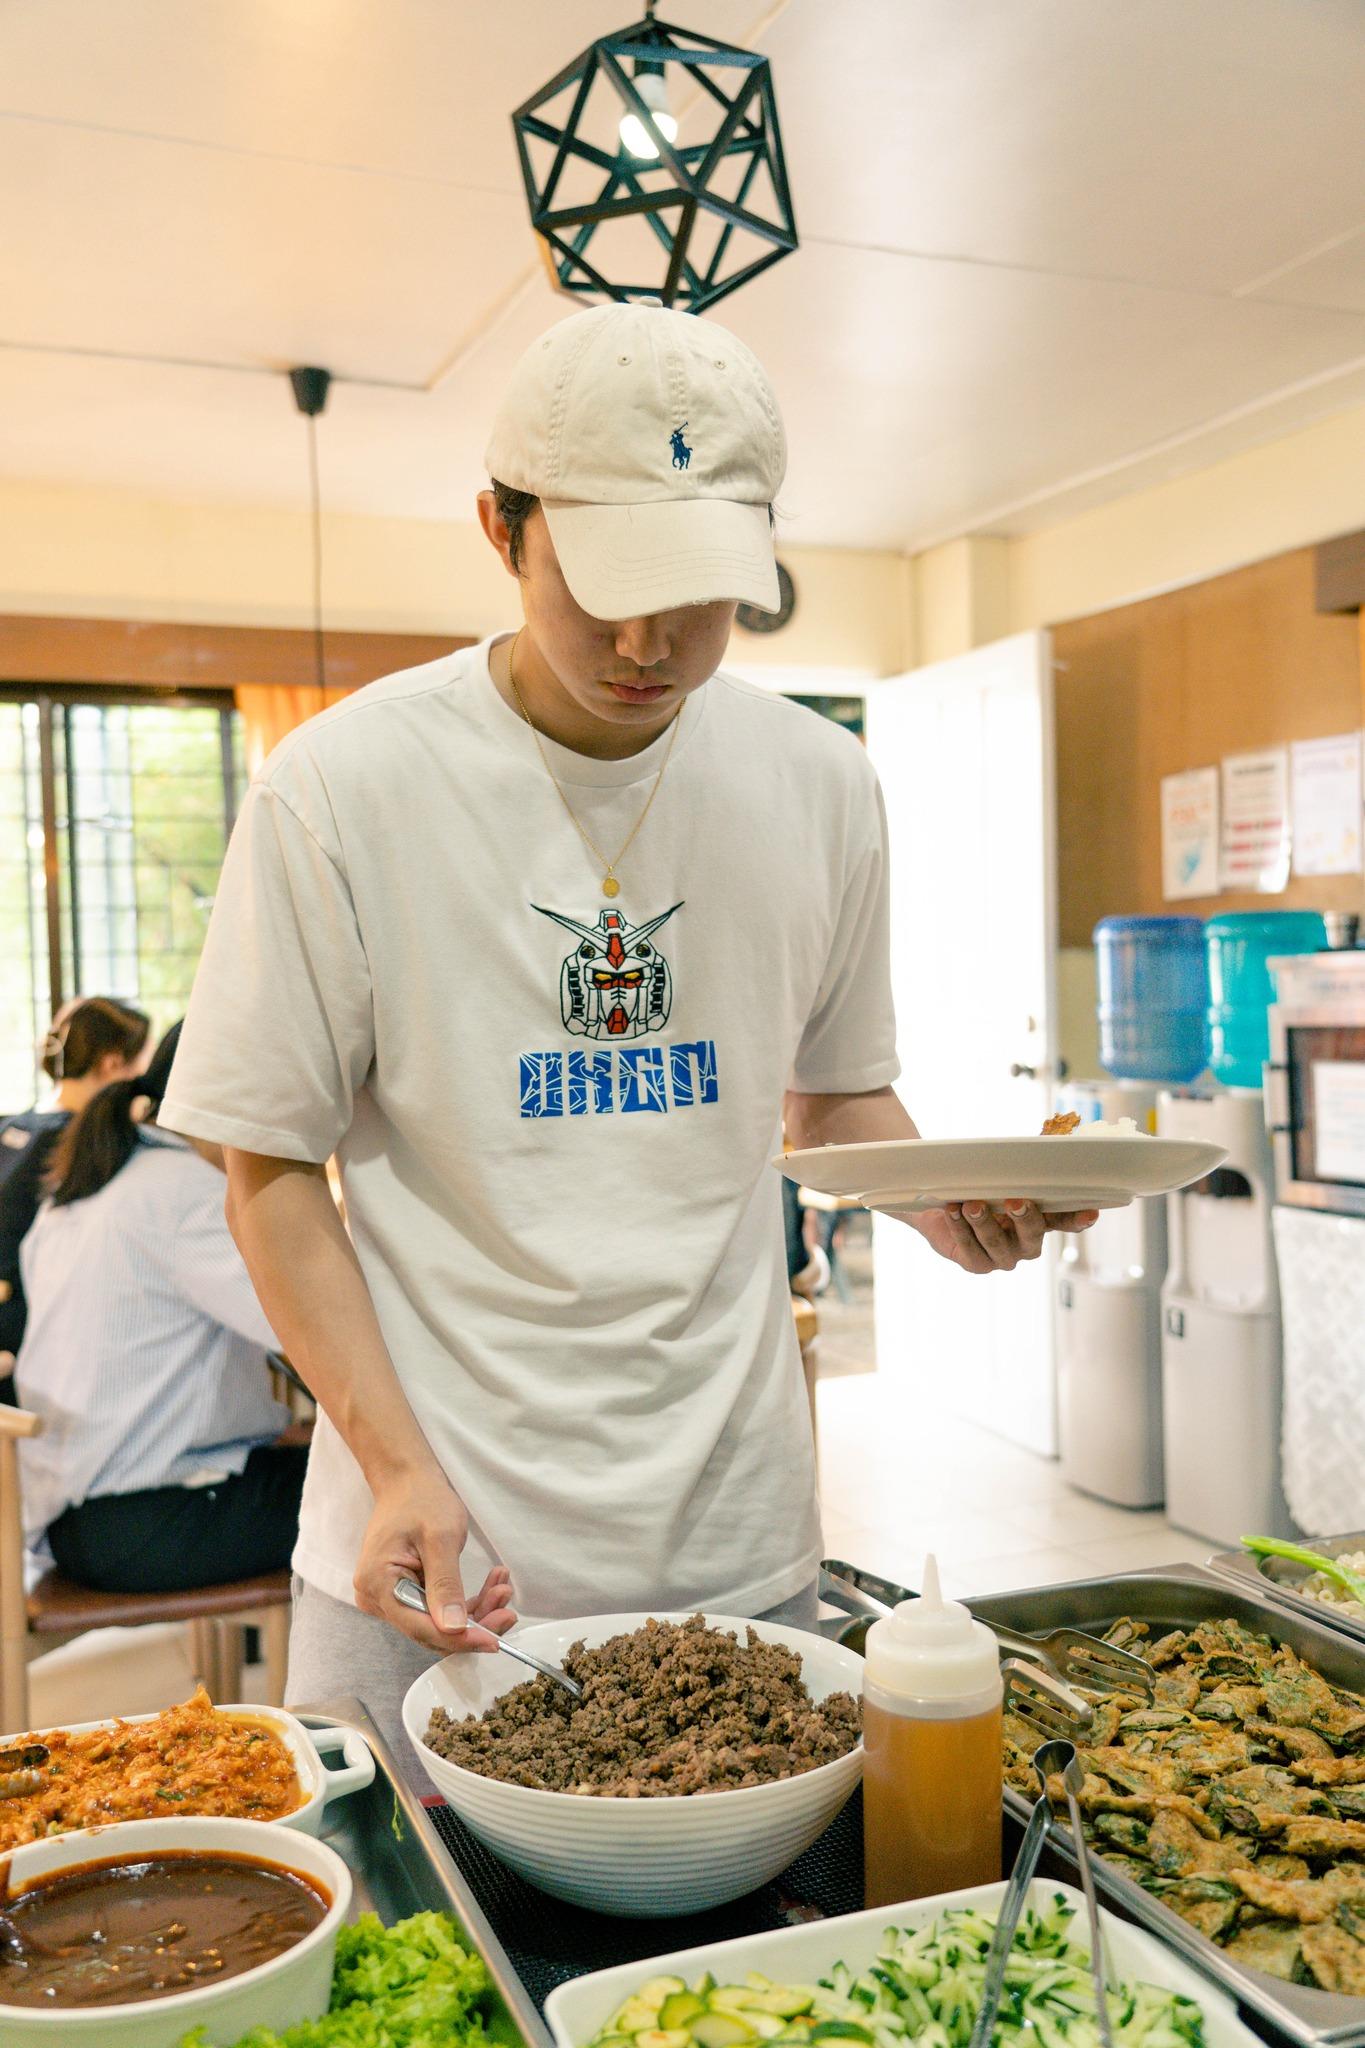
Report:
519,1041,719,1117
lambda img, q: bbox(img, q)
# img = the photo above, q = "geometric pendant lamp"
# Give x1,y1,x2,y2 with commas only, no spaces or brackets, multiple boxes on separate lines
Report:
512,2,797,313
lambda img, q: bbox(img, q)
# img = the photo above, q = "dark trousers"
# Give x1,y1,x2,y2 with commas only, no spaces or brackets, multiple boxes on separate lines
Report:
46,1443,308,1594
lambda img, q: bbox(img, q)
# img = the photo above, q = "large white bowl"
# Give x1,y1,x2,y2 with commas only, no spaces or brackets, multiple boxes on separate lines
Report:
545,1877,1256,2048
0,1701,373,1842
0,1814,351,2046
402,1611,864,1917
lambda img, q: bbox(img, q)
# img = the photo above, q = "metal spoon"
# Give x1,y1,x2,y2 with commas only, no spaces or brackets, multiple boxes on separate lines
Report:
392,1576,582,1699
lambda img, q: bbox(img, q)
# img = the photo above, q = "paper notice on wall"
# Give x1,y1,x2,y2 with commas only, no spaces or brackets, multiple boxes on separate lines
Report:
1291,732,1363,878
1221,747,1291,892
1313,1061,1365,1182
1161,766,1220,900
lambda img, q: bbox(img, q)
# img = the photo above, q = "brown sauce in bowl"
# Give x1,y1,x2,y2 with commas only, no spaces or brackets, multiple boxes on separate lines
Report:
0,1850,329,2008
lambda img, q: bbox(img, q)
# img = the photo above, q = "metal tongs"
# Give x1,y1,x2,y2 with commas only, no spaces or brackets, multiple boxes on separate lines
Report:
392,1576,582,1699
967,1738,1115,2048
0,1742,48,1800
820,1560,1152,1741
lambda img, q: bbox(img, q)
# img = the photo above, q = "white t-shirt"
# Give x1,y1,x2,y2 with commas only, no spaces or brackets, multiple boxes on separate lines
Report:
160,638,898,1622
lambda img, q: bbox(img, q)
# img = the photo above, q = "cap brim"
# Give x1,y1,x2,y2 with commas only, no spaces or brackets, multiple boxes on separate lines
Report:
541,498,779,619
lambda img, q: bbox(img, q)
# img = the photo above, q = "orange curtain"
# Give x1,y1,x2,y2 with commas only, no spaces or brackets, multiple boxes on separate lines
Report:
235,684,354,782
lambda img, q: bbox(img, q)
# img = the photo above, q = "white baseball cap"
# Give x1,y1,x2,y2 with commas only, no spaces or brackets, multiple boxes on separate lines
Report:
484,303,786,619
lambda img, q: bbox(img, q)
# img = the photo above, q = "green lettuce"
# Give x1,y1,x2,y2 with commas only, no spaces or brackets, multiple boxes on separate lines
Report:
181,1910,494,2048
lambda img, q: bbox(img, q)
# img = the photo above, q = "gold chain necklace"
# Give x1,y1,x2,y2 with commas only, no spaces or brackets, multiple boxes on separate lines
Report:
507,632,683,900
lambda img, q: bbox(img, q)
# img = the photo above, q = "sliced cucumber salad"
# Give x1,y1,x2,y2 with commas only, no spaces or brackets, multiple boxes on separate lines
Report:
584,1896,1207,2048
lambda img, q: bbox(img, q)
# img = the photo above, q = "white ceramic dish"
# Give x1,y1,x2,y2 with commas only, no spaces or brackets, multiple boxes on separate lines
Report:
0,1702,374,1840
403,1612,865,1917
0,1814,351,2046
545,1876,1255,2048
780,1134,1228,1214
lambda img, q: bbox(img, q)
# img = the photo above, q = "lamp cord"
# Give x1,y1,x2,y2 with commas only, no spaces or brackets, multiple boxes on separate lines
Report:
306,411,325,701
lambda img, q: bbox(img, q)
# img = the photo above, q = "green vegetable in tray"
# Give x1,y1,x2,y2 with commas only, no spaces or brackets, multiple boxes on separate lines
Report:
180,1909,491,2048
583,1897,1208,2048
1242,1534,1365,1610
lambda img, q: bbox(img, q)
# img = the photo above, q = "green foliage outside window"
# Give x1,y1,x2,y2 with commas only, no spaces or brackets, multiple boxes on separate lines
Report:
0,699,242,1111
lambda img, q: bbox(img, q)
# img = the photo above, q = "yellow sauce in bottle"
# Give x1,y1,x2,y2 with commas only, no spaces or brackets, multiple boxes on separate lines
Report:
859,1555,1004,1909
863,1695,1003,1906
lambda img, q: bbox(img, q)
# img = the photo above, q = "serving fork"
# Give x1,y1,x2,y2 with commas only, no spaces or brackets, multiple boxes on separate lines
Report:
991,1619,1154,1699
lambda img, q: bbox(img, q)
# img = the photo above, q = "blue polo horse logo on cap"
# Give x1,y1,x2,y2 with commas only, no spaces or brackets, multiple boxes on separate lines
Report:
670,423,692,470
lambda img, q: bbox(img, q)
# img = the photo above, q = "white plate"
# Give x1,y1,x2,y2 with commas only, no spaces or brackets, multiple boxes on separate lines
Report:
545,1877,1252,2048
779,1134,1228,1214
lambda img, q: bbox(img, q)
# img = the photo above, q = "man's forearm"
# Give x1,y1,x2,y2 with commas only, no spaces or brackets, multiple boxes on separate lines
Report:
784,1084,941,1243
784,1083,1093,1272
784,1084,920,1150
224,1152,442,1494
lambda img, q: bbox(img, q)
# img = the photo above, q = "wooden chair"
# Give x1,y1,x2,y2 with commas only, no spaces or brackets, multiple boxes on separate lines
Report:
0,1404,291,1734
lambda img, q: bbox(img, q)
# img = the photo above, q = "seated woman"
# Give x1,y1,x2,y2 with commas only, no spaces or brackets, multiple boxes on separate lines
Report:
15,1022,307,1594
0,995,150,1399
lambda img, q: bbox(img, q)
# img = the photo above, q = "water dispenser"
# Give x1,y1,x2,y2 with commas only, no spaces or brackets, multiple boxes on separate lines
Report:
1054,916,1211,1509
1159,1087,1293,1543
1056,1080,1166,1507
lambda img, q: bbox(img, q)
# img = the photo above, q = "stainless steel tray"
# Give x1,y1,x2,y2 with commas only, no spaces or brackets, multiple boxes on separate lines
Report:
966,1568,1365,2048
1208,1537,1365,1650
303,1697,552,2048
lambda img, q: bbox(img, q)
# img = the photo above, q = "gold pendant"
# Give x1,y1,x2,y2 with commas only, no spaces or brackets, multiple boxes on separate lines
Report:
602,874,621,899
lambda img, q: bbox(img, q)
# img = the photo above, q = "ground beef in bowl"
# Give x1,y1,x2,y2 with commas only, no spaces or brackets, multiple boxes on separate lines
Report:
423,1614,862,1796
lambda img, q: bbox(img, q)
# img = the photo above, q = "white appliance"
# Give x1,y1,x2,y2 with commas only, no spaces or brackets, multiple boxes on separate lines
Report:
1266,949,1365,1532
1055,1080,1167,1507
1159,1087,1293,1544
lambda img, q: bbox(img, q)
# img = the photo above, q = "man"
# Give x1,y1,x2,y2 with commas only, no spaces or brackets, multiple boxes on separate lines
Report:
161,304,1095,1759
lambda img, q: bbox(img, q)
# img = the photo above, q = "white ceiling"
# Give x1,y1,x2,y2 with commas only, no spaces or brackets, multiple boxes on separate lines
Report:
4,0,1365,551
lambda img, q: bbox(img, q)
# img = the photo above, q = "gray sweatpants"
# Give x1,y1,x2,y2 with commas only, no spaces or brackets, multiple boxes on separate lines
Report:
287,1576,821,1794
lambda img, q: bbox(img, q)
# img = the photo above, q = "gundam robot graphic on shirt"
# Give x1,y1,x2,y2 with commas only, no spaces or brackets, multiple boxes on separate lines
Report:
531,902,683,1040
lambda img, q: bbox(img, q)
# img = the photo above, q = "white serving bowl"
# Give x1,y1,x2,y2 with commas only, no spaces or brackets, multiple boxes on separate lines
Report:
546,1877,1257,2048
0,1702,373,1841
0,1814,351,2047
402,1611,864,1917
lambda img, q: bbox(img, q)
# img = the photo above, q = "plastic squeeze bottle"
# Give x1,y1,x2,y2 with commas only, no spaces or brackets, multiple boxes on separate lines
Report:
862,1554,1004,1907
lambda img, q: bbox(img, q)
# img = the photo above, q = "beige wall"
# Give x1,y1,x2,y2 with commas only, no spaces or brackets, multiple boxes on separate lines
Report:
0,477,913,679
4,391,1365,681
1006,398,1365,632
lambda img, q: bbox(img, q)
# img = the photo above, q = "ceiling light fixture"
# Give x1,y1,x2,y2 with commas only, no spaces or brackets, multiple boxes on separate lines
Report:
288,365,332,699
512,1,796,312
619,64,677,158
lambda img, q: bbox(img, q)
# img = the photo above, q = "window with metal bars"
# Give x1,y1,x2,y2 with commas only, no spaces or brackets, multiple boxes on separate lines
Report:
0,690,244,1108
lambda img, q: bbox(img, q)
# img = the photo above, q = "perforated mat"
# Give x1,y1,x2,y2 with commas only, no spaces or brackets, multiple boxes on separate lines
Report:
427,1789,867,2013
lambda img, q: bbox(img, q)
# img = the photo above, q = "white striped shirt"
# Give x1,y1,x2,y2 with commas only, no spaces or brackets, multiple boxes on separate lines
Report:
16,1133,288,1558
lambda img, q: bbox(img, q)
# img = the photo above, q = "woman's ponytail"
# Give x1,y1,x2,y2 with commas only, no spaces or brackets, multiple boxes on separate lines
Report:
44,1018,184,1208
46,1078,145,1206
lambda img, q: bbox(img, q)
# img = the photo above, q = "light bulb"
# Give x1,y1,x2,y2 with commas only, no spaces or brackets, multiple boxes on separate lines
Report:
620,70,677,158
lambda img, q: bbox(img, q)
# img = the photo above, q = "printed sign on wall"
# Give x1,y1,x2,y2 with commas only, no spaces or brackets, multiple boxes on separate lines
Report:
1161,766,1220,900
1291,732,1363,878
1221,747,1290,893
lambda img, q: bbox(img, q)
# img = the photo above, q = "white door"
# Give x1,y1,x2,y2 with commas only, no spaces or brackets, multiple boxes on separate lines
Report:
865,631,1060,1454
